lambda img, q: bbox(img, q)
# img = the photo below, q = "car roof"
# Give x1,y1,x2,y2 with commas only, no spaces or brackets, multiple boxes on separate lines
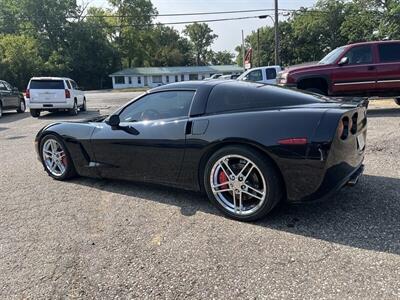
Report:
347,40,400,47
30,77,72,81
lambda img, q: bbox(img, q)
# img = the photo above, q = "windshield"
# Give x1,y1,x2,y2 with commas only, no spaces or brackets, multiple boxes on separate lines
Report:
319,46,346,65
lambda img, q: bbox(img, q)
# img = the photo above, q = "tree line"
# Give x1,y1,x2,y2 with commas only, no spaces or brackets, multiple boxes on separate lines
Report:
0,0,399,90
237,0,400,67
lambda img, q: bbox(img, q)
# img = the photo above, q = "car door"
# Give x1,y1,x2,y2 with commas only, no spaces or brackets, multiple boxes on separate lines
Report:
4,81,19,107
331,45,377,96
90,90,195,184
70,80,83,105
375,42,400,92
245,69,264,83
0,81,14,108
265,68,278,84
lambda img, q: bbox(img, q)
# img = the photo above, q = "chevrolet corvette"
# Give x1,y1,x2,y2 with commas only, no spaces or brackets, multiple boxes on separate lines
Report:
35,81,367,221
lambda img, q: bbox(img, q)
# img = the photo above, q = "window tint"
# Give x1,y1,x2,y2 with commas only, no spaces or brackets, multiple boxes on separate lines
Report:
378,43,400,62
119,91,195,122
115,76,125,84
206,85,271,113
29,80,65,89
266,68,277,80
70,81,78,89
344,46,373,65
247,70,263,82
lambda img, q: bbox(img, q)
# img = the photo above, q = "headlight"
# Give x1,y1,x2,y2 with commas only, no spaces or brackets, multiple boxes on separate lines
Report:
278,72,288,82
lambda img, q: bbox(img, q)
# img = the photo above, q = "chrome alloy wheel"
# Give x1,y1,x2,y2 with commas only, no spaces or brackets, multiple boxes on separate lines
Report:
42,139,67,177
210,155,268,216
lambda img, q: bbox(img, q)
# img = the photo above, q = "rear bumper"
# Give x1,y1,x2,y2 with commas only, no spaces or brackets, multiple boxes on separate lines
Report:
289,162,364,204
28,101,74,110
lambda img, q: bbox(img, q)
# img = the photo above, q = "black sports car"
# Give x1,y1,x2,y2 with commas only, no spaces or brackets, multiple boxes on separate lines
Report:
35,81,367,221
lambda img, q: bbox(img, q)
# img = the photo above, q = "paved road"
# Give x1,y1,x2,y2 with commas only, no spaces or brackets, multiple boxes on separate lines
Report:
0,93,399,299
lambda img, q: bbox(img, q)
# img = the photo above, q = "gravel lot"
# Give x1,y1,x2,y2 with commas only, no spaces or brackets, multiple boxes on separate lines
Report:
0,92,399,299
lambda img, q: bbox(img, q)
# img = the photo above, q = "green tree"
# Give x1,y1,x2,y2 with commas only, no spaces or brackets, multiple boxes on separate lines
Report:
108,0,157,68
0,34,42,89
211,50,234,65
183,23,218,65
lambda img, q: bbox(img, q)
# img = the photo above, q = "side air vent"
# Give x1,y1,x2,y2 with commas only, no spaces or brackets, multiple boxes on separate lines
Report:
351,113,358,134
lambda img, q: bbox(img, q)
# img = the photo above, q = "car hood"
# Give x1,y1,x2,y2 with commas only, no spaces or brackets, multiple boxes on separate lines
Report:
282,61,331,74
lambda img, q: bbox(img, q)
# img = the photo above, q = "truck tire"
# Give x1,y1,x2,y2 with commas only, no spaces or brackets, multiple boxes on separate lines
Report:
30,109,41,118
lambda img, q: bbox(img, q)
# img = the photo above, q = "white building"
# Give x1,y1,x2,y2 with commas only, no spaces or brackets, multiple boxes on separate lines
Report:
109,65,243,89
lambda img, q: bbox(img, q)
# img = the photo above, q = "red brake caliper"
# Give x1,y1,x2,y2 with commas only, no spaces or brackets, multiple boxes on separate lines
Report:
218,170,229,189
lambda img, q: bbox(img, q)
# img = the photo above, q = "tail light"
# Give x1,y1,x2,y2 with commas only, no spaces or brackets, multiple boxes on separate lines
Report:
25,89,30,99
339,117,351,140
65,89,70,98
351,113,358,134
278,137,308,145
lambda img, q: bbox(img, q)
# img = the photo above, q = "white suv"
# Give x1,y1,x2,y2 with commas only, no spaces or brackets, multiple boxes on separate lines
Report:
26,77,86,117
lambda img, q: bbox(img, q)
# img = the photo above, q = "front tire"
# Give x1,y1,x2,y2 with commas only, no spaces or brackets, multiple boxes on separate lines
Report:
30,109,40,118
17,99,26,113
80,98,87,112
395,98,400,106
40,134,77,180
204,146,283,221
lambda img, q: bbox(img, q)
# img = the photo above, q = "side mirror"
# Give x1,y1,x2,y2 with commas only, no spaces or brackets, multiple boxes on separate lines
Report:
338,57,349,66
107,114,120,127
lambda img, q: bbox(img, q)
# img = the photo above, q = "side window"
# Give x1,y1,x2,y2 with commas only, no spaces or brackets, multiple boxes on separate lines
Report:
0,82,6,91
137,76,141,84
344,46,373,65
3,82,12,90
247,70,263,82
378,43,400,62
119,91,195,122
70,81,79,89
66,80,72,89
266,68,277,80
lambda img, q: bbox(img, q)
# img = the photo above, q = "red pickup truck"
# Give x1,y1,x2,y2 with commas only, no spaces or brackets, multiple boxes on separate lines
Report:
277,40,400,105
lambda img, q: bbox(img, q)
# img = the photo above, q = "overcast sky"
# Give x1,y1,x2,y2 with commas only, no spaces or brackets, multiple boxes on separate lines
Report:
89,0,317,53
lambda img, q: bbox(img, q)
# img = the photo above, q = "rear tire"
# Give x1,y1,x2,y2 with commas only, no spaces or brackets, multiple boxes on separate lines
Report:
395,98,400,106
30,109,40,118
204,146,283,221
40,134,77,180
69,101,78,116
17,99,26,113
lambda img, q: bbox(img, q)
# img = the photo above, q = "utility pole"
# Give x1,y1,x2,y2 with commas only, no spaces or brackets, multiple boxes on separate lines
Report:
257,29,260,67
274,0,280,66
242,30,245,71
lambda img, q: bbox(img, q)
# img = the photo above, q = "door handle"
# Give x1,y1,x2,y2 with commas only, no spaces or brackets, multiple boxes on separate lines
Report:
367,66,376,71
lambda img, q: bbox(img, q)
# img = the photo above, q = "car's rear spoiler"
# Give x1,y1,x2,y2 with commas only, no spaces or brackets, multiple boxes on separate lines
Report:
336,97,369,109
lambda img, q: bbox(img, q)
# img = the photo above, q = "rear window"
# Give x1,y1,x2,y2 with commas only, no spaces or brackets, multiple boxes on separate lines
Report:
29,80,65,89
206,82,326,114
378,43,400,62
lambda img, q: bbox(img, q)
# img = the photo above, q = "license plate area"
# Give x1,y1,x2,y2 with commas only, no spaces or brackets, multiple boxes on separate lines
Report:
357,134,365,151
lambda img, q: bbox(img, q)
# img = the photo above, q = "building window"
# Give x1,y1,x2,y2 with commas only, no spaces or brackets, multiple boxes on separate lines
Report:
128,77,132,84
138,76,141,84
166,76,170,83
152,75,162,83
189,74,198,80
181,74,185,81
115,76,125,84
175,75,179,82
